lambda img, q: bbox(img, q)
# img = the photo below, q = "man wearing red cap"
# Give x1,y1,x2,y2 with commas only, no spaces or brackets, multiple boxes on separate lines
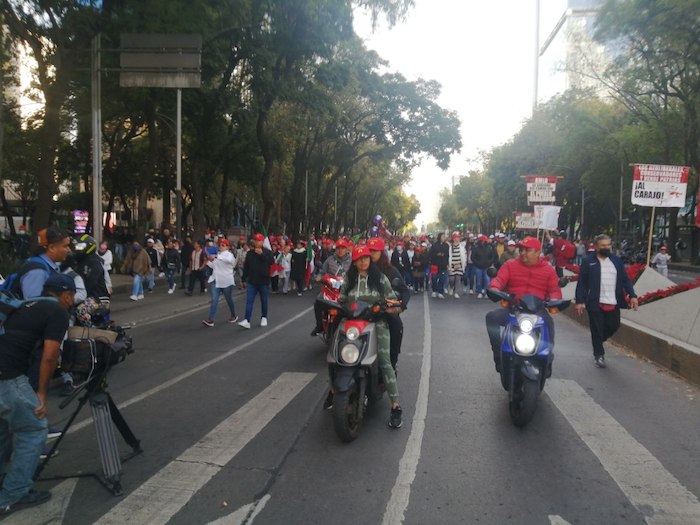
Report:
238,233,274,329
485,236,561,373
310,239,352,336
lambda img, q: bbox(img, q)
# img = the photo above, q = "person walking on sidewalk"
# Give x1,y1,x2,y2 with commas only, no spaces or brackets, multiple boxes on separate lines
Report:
651,245,672,277
202,239,238,327
575,234,639,368
185,240,207,295
238,234,273,329
120,241,151,301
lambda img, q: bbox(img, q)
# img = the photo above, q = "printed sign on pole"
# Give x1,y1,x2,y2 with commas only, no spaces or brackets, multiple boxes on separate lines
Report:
534,205,561,231
526,176,557,205
515,212,538,230
631,164,689,207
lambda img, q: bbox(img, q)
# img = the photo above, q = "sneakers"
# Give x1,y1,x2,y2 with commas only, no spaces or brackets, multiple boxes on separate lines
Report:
431,292,437,298
168,287,174,294
469,289,474,295
184,290,193,296
323,391,334,410
260,317,268,327
129,295,138,301
47,426,63,439
477,293,483,299
147,288,153,293
137,294,145,300
453,293,460,299
0,489,51,517
594,356,606,368
238,319,251,329
388,406,403,429
40,445,58,460
202,319,214,327
437,293,445,299
228,315,239,324
297,292,302,297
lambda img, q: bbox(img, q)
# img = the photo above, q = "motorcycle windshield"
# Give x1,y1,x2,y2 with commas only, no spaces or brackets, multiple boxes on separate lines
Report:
518,294,544,313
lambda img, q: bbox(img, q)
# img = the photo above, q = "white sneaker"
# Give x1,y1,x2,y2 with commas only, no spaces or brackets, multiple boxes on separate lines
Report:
453,293,460,299
129,295,138,301
437,293,445,299
477,293,483,299
137,294,145,300
469,289,474,295
238,319,251,329
168,288,174,294
260,317,268,327
431,292,437,298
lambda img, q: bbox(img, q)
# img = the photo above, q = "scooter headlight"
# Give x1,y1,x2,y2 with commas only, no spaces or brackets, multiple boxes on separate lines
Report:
345,326,360,341
340,344,360,364
514,334,536,355
517,315,536,334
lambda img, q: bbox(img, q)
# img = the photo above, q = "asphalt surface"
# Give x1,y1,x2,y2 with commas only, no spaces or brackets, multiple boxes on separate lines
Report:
12,283,700,525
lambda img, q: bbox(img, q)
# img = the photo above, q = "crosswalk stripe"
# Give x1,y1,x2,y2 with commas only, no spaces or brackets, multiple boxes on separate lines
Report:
94,372,316,525
547,379,700,525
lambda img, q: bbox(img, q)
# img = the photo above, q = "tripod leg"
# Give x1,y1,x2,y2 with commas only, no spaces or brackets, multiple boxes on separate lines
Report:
107,394,141,452
90,391,123,494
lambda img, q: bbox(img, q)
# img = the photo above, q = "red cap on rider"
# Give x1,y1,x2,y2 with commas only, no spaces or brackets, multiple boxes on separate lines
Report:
367,237,385,251
352,245,371,261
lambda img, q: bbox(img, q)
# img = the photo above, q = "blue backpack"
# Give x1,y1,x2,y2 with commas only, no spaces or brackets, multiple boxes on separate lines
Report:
0,256,53,299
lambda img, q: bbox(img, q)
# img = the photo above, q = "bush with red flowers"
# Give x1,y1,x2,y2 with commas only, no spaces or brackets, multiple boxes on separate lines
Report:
634,278,700,306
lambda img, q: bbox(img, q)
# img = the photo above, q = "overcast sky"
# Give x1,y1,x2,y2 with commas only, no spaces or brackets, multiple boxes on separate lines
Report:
354,0,564,228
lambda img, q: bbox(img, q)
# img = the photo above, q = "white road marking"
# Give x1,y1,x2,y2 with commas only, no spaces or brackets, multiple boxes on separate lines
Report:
207,494,271,525
10,478,78,525
382,293,431,525
95,373,315,525
549,515,572,525
547,379,700,525
67,307,313,434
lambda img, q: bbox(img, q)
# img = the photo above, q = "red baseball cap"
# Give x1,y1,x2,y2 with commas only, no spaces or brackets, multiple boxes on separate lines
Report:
335,239,349,248
352,245,371,261
517,236,542,251
252,233,264,241
367,237,385,251
218,238,231,247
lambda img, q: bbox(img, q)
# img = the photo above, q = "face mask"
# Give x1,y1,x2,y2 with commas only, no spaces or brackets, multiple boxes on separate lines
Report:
598,248,611,257
132,245,140,251
396,246,403,252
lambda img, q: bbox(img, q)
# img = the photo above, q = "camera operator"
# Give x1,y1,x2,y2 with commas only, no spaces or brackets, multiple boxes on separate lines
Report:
0,274,75,517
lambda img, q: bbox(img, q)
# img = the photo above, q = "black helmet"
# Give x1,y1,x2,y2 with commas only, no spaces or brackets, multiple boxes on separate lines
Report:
72,234,97,256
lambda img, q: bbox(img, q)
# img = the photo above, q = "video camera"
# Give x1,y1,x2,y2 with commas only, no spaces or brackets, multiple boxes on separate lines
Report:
61,323,133,376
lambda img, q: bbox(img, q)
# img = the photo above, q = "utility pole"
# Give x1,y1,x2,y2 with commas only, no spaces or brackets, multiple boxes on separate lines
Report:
91,34,102,243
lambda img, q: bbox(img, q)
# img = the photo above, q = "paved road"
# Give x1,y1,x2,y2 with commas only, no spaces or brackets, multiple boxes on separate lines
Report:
18,285,700,525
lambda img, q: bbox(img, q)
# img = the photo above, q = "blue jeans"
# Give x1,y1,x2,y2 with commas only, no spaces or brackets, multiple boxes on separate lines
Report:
464,264,476,290
432,271,448,294
165,268,176,289
474,268,490,294
208,285,236,321
0,376,48,507
244,283,269,321
147,269,155,290
131,274,145,296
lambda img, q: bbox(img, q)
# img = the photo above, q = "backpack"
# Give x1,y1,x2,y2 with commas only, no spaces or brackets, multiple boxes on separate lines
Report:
562,241,576,260
0,294,58,335
0,256,53,299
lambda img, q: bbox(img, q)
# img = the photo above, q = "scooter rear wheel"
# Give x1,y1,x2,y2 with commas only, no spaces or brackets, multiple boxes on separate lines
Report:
332,387,363,442
509,377,539,427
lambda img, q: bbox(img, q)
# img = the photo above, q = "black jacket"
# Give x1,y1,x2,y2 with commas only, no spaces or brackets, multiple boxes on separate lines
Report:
243,248,274,285
471,243,496,269
75,253,109,299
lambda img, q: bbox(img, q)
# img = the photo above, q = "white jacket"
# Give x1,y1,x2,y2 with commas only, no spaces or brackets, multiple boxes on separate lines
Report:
207,249,237,288
448,241,467,269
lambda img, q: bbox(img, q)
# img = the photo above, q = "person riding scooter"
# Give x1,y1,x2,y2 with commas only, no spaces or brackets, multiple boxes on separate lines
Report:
485,236,561,373
310,239,351,336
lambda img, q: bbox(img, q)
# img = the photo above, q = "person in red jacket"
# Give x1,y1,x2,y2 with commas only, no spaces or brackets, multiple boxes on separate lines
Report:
485,236,561,372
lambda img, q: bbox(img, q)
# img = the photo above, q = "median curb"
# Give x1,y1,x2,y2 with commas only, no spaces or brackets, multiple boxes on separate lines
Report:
562,307,700,387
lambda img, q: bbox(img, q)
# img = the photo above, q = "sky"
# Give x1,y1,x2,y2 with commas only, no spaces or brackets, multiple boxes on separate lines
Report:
354,0,567,228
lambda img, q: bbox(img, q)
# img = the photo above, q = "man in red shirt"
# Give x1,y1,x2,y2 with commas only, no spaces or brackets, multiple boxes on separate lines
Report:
485,236,561,372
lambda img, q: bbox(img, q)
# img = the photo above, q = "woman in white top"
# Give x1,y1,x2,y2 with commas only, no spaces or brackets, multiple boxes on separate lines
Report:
651,245,672,277
202,239,238,327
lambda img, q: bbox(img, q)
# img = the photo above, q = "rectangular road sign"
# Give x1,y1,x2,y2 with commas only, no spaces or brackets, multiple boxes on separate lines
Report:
120,34,201,88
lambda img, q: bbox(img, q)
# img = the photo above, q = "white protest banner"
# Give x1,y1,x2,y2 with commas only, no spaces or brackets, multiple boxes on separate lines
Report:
526,176,557,205
515,212,538,230
534,205,561,230
631,164,689,207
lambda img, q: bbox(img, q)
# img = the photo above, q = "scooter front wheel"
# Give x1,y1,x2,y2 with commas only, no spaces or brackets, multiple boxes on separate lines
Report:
509,376,539,427
332,387,363,442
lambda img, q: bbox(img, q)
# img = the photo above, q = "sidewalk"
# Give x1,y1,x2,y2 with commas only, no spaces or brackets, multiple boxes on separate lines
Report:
668,261,700,274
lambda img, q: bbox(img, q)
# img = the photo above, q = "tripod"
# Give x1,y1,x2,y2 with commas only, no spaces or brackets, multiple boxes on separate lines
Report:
35,356,142,496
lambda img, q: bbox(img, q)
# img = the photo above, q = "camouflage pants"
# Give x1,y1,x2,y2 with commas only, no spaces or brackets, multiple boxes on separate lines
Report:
377,322,399,403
